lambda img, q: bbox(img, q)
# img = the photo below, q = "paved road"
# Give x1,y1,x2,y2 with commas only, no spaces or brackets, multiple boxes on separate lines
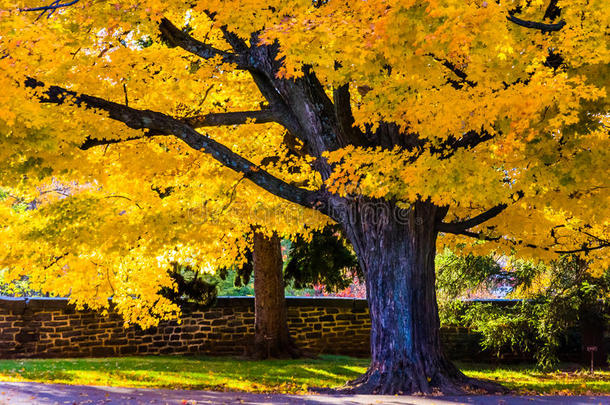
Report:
0,382,608,405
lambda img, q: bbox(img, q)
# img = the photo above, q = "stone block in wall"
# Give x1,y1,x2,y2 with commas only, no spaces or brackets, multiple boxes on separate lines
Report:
91,346,115,357
203,312,222,320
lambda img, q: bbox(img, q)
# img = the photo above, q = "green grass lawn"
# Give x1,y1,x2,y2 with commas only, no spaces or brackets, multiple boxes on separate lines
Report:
0,355,608,395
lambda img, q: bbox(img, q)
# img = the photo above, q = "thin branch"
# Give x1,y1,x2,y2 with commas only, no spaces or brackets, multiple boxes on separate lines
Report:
79,135,145,150
555,243,609,254
38,188,71,197
185,109,276,127
197,84,215,108
428,54,476,89
43,252,68,270
25,77,327,213
442,227,609,255
19,0,79,12
104,265,116,296
219,176,247,214
403,128,496,164
19,0,80,20
203,10,250,54
102,194,142,209
507,13,566,33
579,230,609,246
122,83,128,107
513,239,608,255
158,18,248,68
430,129,495,160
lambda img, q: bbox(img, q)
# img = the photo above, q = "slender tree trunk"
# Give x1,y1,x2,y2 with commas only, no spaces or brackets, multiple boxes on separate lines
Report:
251,231,300,359
337,198,503,394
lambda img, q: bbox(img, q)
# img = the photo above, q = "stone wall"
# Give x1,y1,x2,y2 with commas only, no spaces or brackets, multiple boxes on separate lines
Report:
0,297,377,359
1,297,604,361
0,296,469,359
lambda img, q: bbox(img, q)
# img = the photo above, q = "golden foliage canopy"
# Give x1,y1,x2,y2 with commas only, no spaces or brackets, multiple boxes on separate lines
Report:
0,0,608,325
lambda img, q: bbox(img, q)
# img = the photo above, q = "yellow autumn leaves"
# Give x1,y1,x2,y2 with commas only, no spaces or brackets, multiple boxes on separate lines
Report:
0,0,607,326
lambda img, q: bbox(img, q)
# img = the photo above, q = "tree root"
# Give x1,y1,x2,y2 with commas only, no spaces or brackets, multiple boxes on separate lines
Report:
327,366,508,395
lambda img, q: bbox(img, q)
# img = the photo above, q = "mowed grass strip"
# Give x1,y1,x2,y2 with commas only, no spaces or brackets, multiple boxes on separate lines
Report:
0,355,608,395
0,355,368,394
463,363,610,395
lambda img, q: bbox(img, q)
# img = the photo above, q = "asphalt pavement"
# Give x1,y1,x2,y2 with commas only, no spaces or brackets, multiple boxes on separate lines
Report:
0,382,608,405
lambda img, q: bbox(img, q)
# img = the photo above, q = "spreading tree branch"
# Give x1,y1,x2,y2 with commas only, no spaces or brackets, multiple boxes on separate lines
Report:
186,22,310,150
202,10,250,54
543,0,562,20
439,214,609,255
437,203,508,234
333,84,365,146
403,128,496,164
24,77,327,212
80,109,278,149
442,228,609,254
185,109,276,127
158,18,248,68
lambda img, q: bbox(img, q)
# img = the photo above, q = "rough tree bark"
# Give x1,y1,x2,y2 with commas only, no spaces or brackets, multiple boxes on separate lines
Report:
336,199,503,394
251,231,300,359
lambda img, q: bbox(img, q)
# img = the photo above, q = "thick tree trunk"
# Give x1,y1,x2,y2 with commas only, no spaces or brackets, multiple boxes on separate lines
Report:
251,231,300,359
337,199,503,394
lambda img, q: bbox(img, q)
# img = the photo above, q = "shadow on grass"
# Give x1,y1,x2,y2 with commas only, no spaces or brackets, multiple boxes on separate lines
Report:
0,355,369,393
457,362,610,395
0,357,608,395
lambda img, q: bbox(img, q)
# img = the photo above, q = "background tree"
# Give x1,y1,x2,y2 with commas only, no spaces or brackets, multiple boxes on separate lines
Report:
218,226,360,357
0,0,608,394
436,249,504,303
250,231,299,359
440,253,610,369
284,225,361,292
160,263,219,311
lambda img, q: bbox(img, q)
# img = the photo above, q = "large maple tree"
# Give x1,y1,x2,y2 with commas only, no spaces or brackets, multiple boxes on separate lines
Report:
1,0,609,394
